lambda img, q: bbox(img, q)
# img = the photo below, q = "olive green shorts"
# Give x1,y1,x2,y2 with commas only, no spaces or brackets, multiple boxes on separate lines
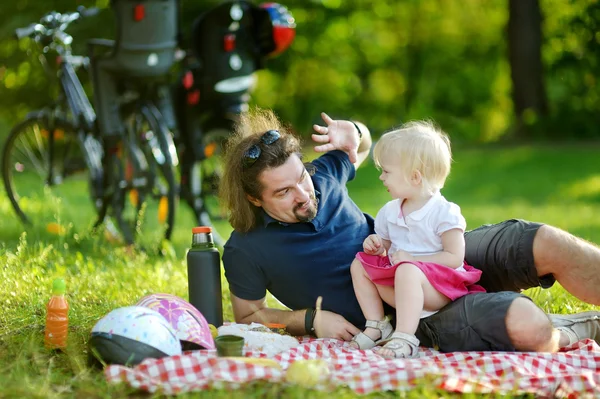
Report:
464,219,553,292
416,291,529,352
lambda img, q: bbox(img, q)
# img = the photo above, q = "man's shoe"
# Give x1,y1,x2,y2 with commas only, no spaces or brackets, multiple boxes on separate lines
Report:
549,311,600,346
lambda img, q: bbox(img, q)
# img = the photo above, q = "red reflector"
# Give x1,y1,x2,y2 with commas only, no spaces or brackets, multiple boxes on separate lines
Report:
182,71,194,89
224,34,236,52
272,26,295,56
133,4,145,21
187,90,200,105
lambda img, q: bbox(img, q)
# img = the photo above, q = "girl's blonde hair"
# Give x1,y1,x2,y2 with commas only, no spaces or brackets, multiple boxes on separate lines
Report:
373,120,452,194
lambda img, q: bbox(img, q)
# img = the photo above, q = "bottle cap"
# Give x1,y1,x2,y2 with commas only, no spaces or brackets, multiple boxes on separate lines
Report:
52,278,66,295
192,226,212,234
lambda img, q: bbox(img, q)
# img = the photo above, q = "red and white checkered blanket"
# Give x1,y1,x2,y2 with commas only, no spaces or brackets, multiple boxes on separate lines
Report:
105,338,600,397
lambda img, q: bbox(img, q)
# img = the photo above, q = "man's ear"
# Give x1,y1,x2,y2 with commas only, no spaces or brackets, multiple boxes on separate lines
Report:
246,194,262,207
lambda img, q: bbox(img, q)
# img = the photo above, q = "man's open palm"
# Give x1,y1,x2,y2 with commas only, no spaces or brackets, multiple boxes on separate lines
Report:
312,112,359,163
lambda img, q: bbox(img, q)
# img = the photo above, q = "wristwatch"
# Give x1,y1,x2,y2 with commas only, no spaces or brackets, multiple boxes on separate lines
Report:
304,307,317,336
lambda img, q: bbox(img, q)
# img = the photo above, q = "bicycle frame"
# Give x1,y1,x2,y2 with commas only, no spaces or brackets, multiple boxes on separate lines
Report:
59,56,96,133
55,52,106,205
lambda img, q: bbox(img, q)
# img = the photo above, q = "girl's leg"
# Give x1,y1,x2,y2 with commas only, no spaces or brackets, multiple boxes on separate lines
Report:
393,263,450,333
350,259,388,344
379,263,450,358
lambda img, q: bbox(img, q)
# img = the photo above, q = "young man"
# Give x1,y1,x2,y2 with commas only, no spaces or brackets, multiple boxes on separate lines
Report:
220,108,600,353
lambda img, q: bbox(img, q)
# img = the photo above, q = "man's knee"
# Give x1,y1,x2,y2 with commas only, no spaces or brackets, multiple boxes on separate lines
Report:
505,297,558,352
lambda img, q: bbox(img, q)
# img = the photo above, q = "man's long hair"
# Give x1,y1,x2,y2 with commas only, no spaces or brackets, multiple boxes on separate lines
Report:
220,108,302,233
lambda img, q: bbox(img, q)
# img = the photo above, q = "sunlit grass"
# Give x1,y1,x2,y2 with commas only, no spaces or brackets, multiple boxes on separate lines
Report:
1,143,599,398
559,175,600,200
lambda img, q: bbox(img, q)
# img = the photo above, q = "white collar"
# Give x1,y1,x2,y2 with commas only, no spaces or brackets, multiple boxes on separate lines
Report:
390,191,442,222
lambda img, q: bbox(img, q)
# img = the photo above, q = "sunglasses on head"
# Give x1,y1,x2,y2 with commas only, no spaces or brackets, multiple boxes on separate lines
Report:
242,130,281,168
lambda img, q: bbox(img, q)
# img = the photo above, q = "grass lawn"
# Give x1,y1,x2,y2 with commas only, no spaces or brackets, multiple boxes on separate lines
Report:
1,142,600,398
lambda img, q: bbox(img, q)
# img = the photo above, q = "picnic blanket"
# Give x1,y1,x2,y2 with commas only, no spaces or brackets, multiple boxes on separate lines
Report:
105,338,600,397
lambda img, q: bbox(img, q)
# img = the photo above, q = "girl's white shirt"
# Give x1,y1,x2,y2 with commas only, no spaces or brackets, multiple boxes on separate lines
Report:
374,191,466,257
374,191,467,318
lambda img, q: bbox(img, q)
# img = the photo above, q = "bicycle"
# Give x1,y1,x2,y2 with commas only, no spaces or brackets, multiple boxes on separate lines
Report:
2,3,179,249
173,1,296,246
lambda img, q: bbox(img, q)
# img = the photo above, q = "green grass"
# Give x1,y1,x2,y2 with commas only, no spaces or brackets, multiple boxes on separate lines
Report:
1,143,600,398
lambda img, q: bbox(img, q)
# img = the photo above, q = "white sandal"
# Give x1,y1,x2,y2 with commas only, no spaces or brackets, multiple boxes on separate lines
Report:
377,332,420,359
350,317,394,350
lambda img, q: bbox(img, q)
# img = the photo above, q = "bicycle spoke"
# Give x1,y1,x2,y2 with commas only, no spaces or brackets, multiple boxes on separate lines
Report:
15,129,47,177
60,135,76,176
32,123,49,166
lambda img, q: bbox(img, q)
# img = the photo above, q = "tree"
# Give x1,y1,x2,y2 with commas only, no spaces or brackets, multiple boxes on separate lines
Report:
508,0,548,135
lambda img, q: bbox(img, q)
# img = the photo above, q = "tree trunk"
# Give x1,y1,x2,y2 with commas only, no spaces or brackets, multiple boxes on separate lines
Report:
508,0,548,134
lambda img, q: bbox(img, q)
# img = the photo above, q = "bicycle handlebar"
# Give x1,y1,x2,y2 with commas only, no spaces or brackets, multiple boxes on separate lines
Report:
15,24,41,40
77,6,100,19
14,6,99,41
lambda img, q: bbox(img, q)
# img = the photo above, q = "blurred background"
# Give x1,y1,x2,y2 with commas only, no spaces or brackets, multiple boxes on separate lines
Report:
0,0,598,143
1,6,599,396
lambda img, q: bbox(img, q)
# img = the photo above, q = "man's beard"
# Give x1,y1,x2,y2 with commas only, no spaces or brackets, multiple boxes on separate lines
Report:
294,193,319,222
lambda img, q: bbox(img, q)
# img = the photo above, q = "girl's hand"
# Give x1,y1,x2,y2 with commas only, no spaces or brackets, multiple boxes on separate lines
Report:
389,250,414,265
312,112,360,163
363,234,385,256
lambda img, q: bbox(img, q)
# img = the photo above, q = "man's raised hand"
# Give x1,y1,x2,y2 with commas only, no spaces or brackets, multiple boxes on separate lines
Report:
312,112,359,164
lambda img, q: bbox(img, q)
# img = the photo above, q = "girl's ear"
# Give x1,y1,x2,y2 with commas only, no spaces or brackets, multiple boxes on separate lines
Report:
246,194,262,207
411,170,422,186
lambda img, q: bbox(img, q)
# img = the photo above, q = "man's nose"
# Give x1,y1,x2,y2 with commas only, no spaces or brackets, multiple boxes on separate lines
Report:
296,186,310,202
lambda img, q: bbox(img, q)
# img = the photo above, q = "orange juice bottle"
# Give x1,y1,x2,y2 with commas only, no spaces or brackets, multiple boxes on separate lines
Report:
44,278,69,349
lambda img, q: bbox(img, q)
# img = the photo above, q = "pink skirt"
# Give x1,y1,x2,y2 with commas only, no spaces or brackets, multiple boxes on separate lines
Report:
356,252,486,300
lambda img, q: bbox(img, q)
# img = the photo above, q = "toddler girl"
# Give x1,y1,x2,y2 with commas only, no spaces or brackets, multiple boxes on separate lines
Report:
349,121,485,359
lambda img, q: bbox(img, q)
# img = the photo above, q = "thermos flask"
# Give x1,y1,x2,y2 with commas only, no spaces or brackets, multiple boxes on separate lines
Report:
187,226,223,326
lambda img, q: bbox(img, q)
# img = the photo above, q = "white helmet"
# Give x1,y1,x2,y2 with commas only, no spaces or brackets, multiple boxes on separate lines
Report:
88,306,182,366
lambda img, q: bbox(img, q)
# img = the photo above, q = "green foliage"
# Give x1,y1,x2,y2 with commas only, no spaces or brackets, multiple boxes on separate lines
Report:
1,0,598,142
541,0,600,139
1,143,600,397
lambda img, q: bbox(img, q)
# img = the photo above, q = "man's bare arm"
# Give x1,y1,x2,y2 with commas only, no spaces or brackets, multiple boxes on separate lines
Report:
230,293,361,340
230,293,307,335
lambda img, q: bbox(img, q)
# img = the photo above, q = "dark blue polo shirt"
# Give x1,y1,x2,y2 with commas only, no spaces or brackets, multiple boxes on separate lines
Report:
223,150,374,327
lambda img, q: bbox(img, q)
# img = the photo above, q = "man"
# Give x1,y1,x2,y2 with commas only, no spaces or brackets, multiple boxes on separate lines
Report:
220,107,600,353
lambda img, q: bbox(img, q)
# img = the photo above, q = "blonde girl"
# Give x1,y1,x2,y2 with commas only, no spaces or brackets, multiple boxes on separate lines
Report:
349,121,485,359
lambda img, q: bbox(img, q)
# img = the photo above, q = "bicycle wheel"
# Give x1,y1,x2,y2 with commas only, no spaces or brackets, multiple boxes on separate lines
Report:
118,104,178,248
2,113,94,228
187,126,229,247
